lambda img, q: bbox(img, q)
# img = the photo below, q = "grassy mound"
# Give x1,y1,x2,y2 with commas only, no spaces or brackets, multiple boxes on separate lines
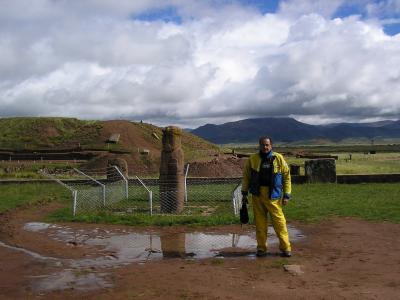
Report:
0,117,220,176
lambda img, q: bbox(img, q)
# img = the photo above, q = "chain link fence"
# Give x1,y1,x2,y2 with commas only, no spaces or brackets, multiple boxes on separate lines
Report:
41,167,243,217
37,168,307,260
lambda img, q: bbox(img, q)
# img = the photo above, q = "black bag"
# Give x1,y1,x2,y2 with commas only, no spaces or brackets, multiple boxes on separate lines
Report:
240,202,249,224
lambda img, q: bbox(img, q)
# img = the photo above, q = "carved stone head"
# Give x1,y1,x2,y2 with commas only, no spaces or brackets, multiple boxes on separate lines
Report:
162,126,182,153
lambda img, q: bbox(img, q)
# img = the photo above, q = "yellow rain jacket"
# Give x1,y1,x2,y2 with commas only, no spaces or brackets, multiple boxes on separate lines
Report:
241,151,291,199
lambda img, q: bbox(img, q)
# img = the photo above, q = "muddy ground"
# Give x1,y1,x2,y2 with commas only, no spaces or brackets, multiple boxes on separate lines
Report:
1,202,400,300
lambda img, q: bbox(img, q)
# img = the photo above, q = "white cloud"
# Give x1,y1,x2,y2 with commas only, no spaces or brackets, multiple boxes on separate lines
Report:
366,0,400,18
278,0,346,19
0,0,400,128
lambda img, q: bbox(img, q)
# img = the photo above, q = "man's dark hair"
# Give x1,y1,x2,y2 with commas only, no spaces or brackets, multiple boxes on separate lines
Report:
259,136,273,145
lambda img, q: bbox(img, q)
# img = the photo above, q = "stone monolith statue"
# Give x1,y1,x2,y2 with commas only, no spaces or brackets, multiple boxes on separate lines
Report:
159,126,185,213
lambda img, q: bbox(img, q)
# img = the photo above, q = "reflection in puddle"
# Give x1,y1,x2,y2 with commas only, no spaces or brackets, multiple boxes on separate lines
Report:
78,231,260,264
23,222,52,232
5,222,305,293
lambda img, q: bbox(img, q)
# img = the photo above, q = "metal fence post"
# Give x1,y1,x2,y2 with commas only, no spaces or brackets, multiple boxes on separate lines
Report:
39,169,78,215
113,165,129,199
232,183,242,215
184,164,190,203
135,176,153,215
102,185,106,206
149,190,153,216
72,190,78,216
73,168,106,206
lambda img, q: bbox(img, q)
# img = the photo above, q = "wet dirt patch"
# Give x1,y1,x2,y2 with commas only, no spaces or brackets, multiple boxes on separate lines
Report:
2,222,305,293
2,202,400,300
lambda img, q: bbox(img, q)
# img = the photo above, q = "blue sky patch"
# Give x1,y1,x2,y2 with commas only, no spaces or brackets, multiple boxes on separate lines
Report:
333,2,367,19
237,0,279,14
133,6,182,24
383,22,400,36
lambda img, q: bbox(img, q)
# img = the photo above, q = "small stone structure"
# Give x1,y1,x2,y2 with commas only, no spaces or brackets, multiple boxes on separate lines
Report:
107,158,128,181
305,158,336,183
159,126,185,213
107,133,120,143
139,149,150,155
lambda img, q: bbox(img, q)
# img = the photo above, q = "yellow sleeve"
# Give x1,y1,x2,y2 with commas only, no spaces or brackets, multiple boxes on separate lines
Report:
281,156,291,196
241,157,251,195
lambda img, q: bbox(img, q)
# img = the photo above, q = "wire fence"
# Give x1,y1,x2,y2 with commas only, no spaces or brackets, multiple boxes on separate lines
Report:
40,166,243,217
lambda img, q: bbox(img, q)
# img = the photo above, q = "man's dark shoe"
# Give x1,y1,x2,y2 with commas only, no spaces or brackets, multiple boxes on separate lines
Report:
256,250,267,257
280,250,292,257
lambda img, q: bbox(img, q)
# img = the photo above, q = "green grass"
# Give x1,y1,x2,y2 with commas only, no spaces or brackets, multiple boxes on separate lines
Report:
230,143,400,154
334,152,400,174
0,161,79,179
0,183,70,213
285,152,400,175
0,117,101,149
1,183,399,225
285,183,400,223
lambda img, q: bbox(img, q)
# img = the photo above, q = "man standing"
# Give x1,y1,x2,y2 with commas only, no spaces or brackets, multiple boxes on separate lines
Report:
241,137,292,257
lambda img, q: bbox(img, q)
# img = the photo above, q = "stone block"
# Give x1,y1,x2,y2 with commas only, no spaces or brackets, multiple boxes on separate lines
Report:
305,158,336,183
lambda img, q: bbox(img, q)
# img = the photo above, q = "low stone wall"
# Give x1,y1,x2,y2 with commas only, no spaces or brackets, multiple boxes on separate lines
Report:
1,174,400,185
292,175,308,184
0,152,95,161
337,174,400,184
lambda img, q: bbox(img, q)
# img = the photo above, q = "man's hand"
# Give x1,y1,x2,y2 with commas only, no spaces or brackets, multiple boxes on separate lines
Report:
282,193,291,206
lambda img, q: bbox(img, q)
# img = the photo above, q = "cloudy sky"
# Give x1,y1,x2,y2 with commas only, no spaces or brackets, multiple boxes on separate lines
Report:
1,0,400,128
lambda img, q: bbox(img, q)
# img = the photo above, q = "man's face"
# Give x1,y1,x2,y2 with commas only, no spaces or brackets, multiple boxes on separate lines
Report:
259,138,272,153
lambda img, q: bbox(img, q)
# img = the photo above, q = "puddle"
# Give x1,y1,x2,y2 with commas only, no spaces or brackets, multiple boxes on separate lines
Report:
23,222,304,262
1,222,305,293
23,222,53,232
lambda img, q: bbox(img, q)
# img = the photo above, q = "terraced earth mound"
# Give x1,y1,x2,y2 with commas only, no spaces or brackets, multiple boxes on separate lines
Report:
0,117,232,176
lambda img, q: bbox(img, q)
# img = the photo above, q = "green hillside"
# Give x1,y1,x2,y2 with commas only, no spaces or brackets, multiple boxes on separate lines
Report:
0,117,219,157
0,117,101,150
0,117,220,177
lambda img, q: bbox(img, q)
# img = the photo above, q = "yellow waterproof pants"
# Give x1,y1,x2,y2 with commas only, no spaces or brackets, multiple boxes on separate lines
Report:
252,186,291,252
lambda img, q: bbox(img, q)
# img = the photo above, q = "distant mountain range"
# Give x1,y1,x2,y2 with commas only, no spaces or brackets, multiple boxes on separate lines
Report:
190,117,400,144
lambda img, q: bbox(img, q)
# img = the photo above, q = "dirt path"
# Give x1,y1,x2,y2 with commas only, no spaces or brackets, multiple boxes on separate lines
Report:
1,203,400,300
